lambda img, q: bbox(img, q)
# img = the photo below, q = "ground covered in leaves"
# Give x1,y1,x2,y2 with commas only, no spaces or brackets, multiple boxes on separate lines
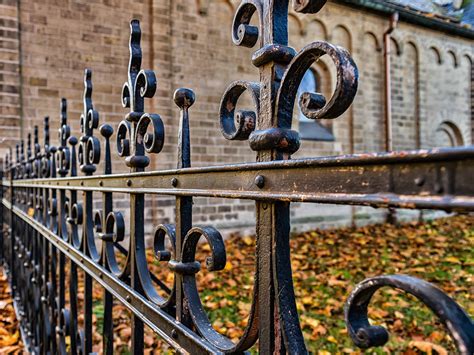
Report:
1,215,473,354
0,269,22,354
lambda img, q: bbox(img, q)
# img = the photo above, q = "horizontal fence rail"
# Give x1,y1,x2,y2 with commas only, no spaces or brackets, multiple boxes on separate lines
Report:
7,147,474,210
1,0,474,354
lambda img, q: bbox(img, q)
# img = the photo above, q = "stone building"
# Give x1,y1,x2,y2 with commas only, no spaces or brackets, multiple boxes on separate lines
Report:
0,0,473,233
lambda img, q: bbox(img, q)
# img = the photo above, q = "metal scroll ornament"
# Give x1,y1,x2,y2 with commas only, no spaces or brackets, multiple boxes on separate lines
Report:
218,0,358,353
220,0,358,157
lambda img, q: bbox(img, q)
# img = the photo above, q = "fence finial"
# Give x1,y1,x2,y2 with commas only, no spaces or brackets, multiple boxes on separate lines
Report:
174,88,195,169
79,69,100,175
118,19,163,172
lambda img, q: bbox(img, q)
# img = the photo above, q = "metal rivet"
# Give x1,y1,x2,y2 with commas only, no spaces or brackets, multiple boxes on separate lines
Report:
171,329,178,339
262,203,268,210
435,183,444,194
127,179,132,187
67,182,70,186
126,295,131,302
99,181,103,186
414,177,425,187
80,258,84,263
171,178,178,187
255,175,265,188
99,272,103,278
81,181,84,186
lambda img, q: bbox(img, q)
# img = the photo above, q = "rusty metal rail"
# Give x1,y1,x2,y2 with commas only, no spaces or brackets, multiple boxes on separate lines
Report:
1,0,473,354
7,147,474,210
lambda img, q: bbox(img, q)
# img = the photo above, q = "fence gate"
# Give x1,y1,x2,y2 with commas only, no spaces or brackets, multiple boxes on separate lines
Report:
1,0,474,354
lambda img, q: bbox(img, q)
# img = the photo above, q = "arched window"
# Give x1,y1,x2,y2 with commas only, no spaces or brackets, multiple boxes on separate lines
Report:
297,68,334,141
434,121,464,147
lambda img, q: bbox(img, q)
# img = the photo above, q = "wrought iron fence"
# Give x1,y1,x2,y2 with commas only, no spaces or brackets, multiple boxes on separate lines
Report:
1,0,474,354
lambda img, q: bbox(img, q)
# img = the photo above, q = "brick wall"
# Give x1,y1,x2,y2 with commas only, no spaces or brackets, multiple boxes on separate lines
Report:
2,0,473,233
0,0,21,157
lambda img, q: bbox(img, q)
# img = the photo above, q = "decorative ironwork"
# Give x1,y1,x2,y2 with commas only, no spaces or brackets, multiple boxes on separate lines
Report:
1,1,473,354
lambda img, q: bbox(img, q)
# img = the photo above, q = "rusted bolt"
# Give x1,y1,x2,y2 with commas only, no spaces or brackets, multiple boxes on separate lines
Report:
171,329,178,339
414,177,425,187
171,178,178,187
255,175,265,188
127,179,132,187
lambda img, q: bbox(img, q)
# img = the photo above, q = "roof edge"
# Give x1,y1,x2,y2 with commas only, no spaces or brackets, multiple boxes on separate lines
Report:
334,0,474,39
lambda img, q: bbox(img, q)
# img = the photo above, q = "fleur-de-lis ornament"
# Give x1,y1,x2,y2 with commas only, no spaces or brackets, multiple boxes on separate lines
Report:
32,125,40,179
57,98,71,177
19,139,25,180
117,20,164,172
78,69,101,175
41,117,50,176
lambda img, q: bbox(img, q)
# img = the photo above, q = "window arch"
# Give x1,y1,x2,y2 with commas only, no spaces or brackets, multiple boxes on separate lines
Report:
296,68,335,141
434,121,464,147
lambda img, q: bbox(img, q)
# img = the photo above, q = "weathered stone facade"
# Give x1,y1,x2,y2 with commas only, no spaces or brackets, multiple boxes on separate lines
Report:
1,0,472,233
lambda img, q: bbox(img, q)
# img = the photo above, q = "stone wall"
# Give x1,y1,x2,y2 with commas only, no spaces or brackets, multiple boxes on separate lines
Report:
2,0,473,234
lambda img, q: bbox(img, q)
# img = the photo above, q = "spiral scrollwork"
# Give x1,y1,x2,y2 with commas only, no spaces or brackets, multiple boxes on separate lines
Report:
105,211,125,244
153,224,176,262
345,275,474,354
175,227,232,348
136,114,165,154
232,1,263,48
277,41,358,123
219,81,260,141
116,120,131,157
136,224,177,307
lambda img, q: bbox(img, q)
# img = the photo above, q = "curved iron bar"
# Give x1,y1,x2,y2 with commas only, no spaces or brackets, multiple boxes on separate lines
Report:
345,275,474,354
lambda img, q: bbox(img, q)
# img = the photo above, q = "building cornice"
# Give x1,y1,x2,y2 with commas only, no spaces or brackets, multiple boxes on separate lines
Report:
334,0,474,39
